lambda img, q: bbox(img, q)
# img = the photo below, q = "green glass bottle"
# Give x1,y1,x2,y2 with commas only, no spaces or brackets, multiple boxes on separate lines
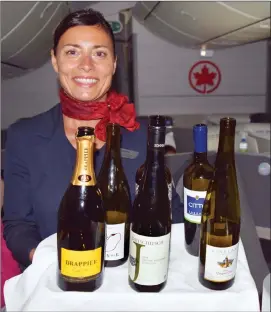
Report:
98,123,131,267
199,117,241,290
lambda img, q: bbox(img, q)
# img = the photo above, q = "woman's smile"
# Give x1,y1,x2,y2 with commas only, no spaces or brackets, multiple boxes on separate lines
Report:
73,76,99,88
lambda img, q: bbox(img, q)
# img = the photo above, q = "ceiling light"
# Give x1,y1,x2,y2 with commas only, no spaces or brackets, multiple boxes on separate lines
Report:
259,23,270,29
200,48,214,57
200,49,206,56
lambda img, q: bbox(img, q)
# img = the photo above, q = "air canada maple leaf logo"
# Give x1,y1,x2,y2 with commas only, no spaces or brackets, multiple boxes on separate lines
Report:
189,61,221,94
194,65,217,86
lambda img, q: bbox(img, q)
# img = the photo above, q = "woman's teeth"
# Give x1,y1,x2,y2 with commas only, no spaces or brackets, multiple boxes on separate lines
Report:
74,78,98,84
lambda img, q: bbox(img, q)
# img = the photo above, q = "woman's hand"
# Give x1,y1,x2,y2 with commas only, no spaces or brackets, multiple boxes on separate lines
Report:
29,248,36,262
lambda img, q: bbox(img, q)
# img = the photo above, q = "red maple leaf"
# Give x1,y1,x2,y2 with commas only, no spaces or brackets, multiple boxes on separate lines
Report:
193,65,217,93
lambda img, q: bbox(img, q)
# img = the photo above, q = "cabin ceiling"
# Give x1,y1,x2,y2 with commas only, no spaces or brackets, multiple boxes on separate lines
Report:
132,1,271,49
1,1,270,80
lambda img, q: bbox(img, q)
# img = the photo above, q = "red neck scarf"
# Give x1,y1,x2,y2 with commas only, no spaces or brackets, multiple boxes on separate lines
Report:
59,88,140,142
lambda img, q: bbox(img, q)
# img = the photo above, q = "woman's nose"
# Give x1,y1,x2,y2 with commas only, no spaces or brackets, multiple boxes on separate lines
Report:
79,55,94,72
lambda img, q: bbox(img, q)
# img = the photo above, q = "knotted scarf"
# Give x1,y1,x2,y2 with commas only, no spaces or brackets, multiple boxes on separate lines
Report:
59,88,140,141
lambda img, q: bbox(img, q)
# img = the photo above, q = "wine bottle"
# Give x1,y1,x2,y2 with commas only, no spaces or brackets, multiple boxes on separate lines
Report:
129,116,171,292
199,117,241,290
57,127,105,292
135,115,172,204
98,123,131,267
239,132,248,153
183,124,214,256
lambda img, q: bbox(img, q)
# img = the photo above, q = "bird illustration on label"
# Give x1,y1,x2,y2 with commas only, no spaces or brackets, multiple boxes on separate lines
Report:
106,233,121,252
217,256,234,268
129,242,145,282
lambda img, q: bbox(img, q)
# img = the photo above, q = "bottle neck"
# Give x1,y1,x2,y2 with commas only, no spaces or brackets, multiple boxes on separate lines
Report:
194,151,208,163
216,126,235,164
145,127,166,169
137,127,168,216
103,126,122,168
193,124,208,163
142,127,166,199
71,136,96,186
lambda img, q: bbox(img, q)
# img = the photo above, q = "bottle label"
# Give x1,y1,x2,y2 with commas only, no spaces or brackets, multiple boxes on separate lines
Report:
105,223,125,261
239,142,248,152
61,247,102,279
184,188,206,224
128,231,170,286
204,242,239,282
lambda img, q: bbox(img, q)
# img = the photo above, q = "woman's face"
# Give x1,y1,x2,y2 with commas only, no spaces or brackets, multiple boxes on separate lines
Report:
51,25,116,102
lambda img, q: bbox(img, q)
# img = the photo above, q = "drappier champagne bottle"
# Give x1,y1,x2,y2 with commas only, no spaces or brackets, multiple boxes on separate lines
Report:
129,115,171,292
98,123,131,267
135,115,172,205
183,124,214,256
199,117,241,290
57,126,105,292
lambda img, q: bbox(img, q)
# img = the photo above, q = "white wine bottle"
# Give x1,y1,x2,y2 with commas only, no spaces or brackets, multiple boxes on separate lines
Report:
199,117,241,290
98,123,131,267
57,127,105,292
183,124,214,257
129,115,171,292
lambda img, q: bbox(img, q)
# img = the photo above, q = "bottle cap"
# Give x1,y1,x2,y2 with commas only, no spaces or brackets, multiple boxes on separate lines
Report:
165,116,173,128
77,126,95,137
149,115,166,127
107,123,120,136
193,124,207,153
220,117,236,134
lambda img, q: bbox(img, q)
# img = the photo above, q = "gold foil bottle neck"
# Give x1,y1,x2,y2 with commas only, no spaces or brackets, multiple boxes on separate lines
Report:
71,135,96,186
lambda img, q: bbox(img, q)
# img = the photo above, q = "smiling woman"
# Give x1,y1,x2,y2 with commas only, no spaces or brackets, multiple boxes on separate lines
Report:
51,24,116,102
50,10,119,150
2,8,183,282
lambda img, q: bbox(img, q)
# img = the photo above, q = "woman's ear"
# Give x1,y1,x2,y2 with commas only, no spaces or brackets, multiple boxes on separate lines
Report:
51,49,59,74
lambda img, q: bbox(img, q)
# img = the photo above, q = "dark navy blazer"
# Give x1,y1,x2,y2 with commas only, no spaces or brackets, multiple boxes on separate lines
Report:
3,104,183,267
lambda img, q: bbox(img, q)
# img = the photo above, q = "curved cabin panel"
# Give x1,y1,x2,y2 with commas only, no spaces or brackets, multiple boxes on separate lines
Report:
1,1,70,80
132,1,270,49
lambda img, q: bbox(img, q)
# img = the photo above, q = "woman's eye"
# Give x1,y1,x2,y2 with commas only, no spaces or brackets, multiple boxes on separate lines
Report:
65,50,78,56
95,51,107,58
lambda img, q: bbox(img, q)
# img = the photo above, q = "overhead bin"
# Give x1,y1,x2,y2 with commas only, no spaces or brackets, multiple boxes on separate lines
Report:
1,1,70,80
132,1,271,49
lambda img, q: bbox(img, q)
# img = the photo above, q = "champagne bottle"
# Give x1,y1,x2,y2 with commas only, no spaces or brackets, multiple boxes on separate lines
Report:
183,124,214,256
57,127,105,292
135,115,172,204
98,123,131,267
199,117,241,290
129,116,171,292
